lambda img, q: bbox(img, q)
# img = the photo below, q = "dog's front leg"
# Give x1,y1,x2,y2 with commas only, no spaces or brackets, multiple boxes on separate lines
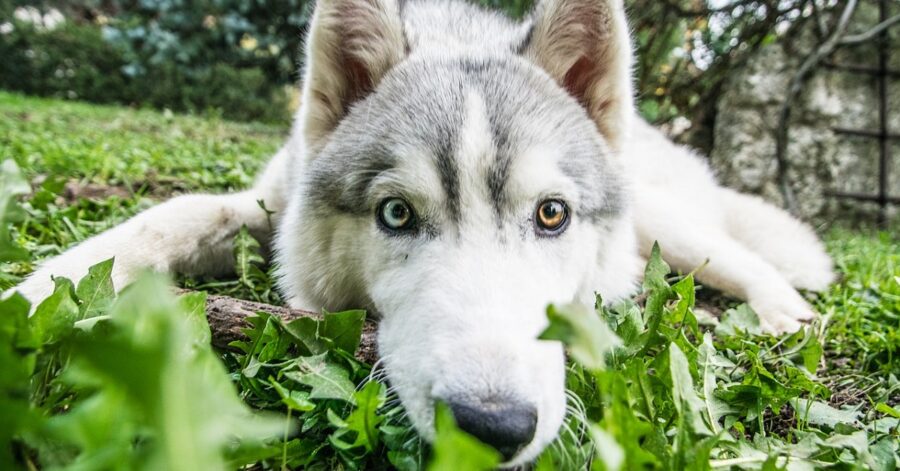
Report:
634,199,817,334
13,190,276,304
12,148,292,305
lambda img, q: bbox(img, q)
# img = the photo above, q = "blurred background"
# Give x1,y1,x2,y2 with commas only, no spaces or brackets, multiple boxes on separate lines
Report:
0,0,897,224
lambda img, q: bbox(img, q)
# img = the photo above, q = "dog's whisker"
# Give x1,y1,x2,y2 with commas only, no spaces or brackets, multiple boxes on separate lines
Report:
400,435,420,450
561,421,580,443
548,433,575,468
564,389,589,434
564,405,588,435
564,389,588,413
365,357,391,380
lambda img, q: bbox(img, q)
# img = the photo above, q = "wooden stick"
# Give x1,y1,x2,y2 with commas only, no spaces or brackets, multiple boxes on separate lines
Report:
203,293,379,364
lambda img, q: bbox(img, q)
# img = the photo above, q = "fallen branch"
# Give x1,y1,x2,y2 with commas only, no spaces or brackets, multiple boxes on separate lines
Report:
201,291,731,367
203,293,379,364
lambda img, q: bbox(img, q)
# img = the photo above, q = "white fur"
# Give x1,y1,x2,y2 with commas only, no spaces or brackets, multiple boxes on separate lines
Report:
627,120,834,332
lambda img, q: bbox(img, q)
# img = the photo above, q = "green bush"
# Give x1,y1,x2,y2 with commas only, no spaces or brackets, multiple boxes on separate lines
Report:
0,21,290,123
133,62,290,123
0,22,129,103
99,0,312,88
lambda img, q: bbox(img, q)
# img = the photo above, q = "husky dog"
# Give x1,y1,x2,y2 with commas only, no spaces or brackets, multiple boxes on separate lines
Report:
14,0,834,464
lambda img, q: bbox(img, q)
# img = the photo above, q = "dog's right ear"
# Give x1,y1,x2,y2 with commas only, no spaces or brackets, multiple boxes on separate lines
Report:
298,0,406,154
523,0,634,152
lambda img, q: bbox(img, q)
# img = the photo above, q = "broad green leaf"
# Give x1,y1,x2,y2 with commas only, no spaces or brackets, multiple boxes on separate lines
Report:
642,242,670,292
332,380,386,452
0,292,38,469
639,243,676,354
270,377,315,412
698,334,738,434
540,303,621,370
593,370,659,469
30,277,79,344
233,224,265,289
669,343,713,436
791,399,861,429
75,258,116,319
40,391,137,470
285,353,357,403
237,313,291,364
428,402,500,471
874,403,900,419
799,333,823,373
870,437,898,471
283,317,327,355
0,160,30,262
322,309,366,354
179,291,211,346
590,425,624,471
606,298,644,349
670,274,696,330
284,309,366,356
57,274,282,471
715,304,763,337
821,430,872,461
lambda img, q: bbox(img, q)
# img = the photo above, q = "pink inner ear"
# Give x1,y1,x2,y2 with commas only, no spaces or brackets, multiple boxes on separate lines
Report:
333,0,392,113
562,56,595,107
341,54,374,114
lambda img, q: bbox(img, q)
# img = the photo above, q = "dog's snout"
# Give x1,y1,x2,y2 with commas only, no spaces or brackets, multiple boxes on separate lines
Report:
448,399,537,461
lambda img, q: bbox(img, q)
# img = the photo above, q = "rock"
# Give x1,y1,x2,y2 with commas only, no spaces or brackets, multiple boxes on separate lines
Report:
709,4,898,222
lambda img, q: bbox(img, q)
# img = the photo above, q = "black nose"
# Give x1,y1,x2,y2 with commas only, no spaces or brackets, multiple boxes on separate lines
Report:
448,399,537,461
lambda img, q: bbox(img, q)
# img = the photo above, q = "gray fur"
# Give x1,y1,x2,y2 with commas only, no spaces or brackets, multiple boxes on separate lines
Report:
487,124,512,223
402,0,532,55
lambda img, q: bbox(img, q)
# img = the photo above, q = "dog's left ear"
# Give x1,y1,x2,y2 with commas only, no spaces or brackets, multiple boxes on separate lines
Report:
298,0,406,155
523,0,634,152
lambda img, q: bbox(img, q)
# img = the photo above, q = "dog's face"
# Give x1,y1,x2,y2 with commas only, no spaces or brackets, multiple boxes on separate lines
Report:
276,0,638,464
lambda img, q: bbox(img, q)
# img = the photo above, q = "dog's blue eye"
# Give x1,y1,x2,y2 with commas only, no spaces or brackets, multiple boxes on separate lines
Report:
378,198,416,232
535,199,569,235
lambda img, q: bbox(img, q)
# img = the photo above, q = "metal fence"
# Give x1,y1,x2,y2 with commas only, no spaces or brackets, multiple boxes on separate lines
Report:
823,0,897,225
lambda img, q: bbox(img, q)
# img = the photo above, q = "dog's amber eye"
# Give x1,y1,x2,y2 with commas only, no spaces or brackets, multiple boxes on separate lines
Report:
535,199,568,235
378,198,416,232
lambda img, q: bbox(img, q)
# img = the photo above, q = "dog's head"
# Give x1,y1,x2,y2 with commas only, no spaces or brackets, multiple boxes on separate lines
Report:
276,0,640,464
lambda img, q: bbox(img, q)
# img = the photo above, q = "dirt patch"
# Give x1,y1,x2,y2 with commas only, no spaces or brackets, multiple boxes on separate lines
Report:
828,386,867,409
765,403,799,437
29,175,190,204
62,181,134,201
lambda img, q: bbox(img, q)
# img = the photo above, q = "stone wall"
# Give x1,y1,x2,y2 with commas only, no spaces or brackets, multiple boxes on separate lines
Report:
708,4,899,222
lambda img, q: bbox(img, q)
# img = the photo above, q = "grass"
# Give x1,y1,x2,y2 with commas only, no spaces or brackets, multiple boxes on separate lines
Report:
0,91,283,190
0,91,285,290
1,91,898,470
817,231,899,409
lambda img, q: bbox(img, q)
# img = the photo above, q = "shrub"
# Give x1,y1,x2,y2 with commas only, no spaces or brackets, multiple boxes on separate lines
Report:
99,0,312,89
125,62,290,123
0,20,291,123
0,21,130,103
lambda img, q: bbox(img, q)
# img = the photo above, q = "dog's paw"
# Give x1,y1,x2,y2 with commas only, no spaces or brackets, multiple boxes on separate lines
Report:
790,265,837,293
748,285,818,334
